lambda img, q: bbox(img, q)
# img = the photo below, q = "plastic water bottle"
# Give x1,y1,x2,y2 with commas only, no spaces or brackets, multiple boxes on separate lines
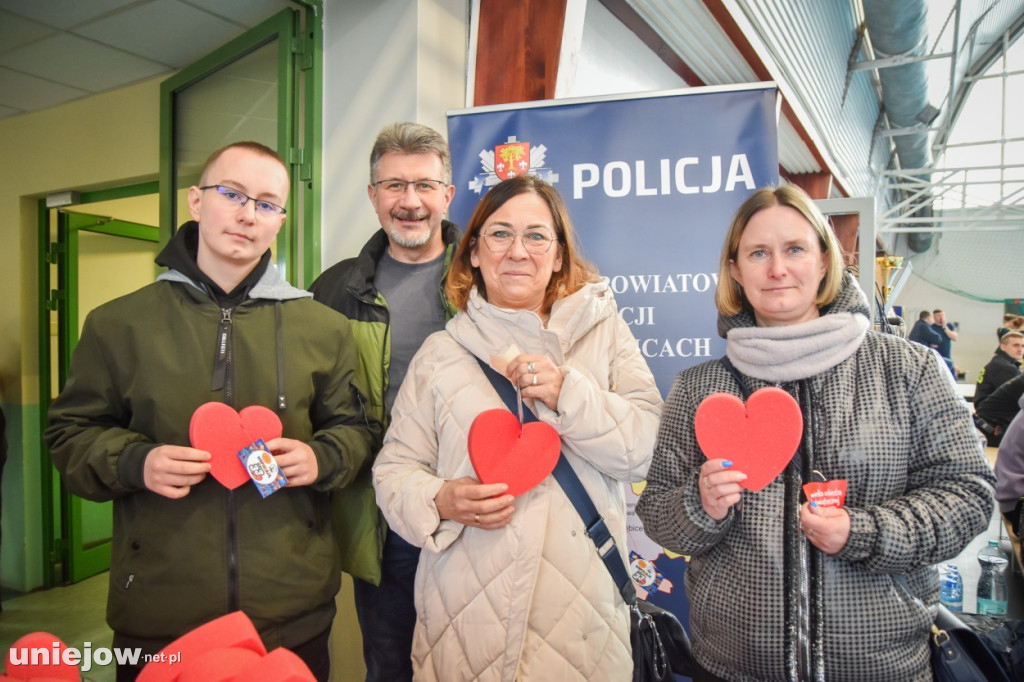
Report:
939,564,963,612
976,540,1009,616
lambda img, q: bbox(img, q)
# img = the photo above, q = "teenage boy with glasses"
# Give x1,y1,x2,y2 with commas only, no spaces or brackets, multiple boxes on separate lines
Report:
46,141,381,682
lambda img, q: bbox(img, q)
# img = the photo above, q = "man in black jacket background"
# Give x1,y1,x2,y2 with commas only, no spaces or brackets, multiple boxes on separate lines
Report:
975,331,1024,409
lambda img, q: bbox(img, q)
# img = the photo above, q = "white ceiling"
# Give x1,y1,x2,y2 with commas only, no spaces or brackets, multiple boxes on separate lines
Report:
0,0,292,120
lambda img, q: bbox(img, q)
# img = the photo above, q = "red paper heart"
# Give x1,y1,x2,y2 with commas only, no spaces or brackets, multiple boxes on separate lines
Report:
137,610,267,682
189,403,283,490
694,387,802,492
4,632,79,681
468,409,561,497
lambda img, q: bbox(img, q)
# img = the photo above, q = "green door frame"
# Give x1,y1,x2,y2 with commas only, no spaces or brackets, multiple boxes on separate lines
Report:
37,181,162,587
57,212,161,584
159,2,322,287
59,213,163,367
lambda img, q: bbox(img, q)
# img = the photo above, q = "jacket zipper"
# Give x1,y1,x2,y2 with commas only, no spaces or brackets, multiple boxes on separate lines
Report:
227,491,239,611
212,305,240,610
211,307,235,405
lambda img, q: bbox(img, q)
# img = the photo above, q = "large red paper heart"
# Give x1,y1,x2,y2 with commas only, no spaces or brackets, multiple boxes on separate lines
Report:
189,403,283,490
137,611,266,682
694,387,802,492
468,409,561,497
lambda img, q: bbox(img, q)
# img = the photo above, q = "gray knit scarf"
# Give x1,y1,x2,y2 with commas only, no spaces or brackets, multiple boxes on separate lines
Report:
725,312,870,383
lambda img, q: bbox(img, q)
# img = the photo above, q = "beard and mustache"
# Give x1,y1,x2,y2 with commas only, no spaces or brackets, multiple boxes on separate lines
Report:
387,210,435,248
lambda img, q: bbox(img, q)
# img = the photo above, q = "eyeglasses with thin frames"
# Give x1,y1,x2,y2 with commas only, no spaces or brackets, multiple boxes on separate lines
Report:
199,185,287,217
372,179,448,195
479,228,557,255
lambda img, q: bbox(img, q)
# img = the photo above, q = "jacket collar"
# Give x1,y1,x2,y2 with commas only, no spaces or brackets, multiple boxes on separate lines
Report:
448,279,614,366
158,250,312,303
349,220,462,300
994,348,1022,366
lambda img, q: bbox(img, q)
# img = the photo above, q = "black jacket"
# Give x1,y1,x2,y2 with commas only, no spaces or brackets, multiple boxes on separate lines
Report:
977,375,1024,427
974,349,1022,409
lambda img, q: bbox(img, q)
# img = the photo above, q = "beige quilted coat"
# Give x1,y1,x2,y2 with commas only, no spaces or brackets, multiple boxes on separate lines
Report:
374,280,663,681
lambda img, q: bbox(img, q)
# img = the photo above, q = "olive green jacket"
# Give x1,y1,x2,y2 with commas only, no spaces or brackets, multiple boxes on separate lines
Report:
45,260,382,651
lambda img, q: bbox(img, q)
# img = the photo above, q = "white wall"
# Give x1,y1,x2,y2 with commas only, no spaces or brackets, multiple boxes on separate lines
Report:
320,0,469,268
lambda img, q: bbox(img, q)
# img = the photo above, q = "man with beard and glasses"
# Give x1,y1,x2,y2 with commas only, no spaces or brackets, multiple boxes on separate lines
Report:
310,122,460,681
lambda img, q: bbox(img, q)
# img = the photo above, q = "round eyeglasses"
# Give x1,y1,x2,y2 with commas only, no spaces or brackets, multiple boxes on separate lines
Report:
199,185,287,216
480,228,557,255
372,179,448,195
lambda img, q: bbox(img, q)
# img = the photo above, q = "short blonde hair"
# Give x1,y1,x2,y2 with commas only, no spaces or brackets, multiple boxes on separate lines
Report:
1000,330,1024,345
200,141,285,185
715,184,845,317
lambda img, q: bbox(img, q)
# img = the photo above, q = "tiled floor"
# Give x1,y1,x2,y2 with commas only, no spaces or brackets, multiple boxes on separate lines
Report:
0,572,114,681
0,574,367,681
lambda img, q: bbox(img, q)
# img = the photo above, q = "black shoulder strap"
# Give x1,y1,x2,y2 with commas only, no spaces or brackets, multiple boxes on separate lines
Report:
474,358,637,605
720,355,752,399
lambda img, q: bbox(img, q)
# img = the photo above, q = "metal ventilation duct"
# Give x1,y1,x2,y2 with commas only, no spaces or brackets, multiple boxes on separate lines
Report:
862,0,935,252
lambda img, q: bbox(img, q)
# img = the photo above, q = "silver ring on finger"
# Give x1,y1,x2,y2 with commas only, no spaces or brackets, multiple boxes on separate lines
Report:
532,374,538,386
475,513,480,524
527,361,536,374
703,476,713,489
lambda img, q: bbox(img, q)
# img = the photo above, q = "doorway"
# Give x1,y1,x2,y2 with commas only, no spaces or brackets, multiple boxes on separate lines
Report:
41,184,161,585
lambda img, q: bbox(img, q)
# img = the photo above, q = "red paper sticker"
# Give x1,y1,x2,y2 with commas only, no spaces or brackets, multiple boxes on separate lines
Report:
802,480,848,508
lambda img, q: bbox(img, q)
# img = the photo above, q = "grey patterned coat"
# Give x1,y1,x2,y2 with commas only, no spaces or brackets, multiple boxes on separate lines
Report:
636,277,995,681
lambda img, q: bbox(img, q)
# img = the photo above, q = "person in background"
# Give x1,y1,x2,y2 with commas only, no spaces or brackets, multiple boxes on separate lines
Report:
310,122,460,681
975,374,1024,448
373,175,663,681
907,309,941,349
636,184,994,682
997,313,1018,341
974,330,1024,409
45,141,381,682
994,392,1024,540
931,308,959,377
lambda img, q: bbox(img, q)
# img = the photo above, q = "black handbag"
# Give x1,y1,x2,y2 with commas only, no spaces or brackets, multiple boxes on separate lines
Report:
631,597,693,681
477,359,693,681
896,575,1011,682
930,605,1012,682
